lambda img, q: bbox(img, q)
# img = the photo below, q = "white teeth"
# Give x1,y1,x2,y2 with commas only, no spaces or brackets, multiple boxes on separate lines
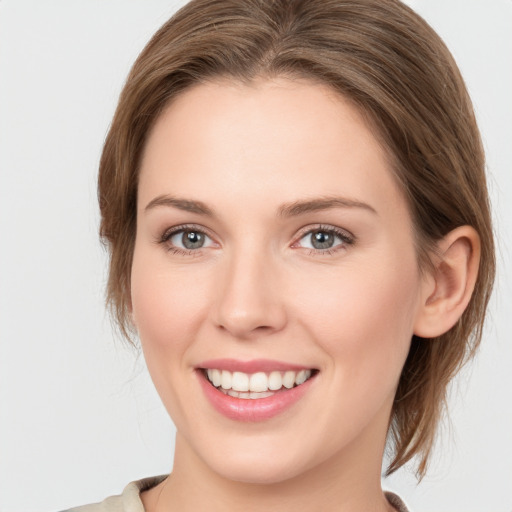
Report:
232,371,249,392
221,370,232,390
205,368,314,393
295,369,308,385
268,371,283,390
282,371,296,389
211,369,222,387
250,391,274,399
223,388,275,399
249,372,268,392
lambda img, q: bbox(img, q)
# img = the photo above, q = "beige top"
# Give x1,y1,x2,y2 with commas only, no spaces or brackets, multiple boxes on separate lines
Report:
63,475,410,512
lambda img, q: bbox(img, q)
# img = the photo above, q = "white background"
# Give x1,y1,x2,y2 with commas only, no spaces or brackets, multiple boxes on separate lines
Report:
0,1,511,511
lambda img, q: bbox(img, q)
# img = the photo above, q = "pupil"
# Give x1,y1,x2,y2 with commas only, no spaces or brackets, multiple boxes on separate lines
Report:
182,231,204,249
312,231,334,249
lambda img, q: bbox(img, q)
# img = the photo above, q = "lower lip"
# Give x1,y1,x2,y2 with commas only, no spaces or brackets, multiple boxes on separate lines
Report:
197,371,316,422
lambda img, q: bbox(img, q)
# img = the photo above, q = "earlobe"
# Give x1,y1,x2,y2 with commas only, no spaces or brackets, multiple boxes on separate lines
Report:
414,226,481,338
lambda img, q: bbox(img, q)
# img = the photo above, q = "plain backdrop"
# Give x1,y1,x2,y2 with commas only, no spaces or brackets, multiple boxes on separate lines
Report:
0,1,511,511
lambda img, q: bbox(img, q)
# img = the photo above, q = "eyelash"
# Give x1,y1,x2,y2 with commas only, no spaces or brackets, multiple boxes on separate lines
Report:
294,224,355,256
158,224,215,256
157,223,355,257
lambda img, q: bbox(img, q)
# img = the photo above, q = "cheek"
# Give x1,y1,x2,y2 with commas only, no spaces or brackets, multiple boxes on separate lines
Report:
286,254,422,449
129,246,216,428
294,254,421,381
130,247,210,362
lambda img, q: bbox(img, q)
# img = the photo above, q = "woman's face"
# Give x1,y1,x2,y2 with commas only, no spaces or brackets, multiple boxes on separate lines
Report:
131,78,427,484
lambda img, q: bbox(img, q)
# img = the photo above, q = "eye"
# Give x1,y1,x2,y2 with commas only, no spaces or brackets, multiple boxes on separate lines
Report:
295,226,354,253
159,225,216,253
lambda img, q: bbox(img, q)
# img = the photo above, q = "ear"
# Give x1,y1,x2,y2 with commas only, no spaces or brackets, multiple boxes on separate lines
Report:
414,226,481,338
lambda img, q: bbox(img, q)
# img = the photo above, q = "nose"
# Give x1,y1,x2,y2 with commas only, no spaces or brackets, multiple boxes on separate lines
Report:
212,248,287,340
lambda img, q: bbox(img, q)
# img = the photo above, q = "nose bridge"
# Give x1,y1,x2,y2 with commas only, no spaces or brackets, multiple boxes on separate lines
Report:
213,241,286,338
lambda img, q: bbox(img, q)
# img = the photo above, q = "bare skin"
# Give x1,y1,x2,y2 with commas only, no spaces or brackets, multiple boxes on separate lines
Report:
132,78,479,512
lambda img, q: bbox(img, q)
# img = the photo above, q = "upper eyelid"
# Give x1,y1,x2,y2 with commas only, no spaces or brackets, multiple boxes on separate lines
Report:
161,223,215,240
161,223,352,234
294,224,355,241
158,223,354,247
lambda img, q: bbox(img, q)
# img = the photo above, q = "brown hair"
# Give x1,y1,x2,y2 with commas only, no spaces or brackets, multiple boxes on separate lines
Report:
98,0,495,478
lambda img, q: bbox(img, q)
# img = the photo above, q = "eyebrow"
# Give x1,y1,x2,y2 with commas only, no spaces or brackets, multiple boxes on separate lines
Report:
144,195,214,216
144,194,377,217
278,196,377,217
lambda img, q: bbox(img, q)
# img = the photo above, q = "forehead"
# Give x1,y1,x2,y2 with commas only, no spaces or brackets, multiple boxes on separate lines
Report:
138,78,404,219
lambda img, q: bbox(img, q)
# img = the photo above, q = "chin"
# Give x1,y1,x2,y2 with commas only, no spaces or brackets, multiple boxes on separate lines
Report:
193,435,323,486
209,456,308,485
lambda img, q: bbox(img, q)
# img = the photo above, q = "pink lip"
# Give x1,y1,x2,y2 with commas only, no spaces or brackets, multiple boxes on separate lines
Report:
196,367,317,422
197,358,312,373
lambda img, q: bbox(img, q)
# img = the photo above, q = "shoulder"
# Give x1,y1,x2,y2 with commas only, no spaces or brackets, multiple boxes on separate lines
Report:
60,475,168,512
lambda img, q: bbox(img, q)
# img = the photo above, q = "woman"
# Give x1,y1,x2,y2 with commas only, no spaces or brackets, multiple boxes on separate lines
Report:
66,0,494,510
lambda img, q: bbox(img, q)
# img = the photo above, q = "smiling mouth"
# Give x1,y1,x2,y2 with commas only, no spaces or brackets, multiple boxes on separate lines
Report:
202,368,318,399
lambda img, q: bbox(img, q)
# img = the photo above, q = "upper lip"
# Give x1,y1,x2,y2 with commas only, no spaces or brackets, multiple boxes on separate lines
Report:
197,358,315,373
